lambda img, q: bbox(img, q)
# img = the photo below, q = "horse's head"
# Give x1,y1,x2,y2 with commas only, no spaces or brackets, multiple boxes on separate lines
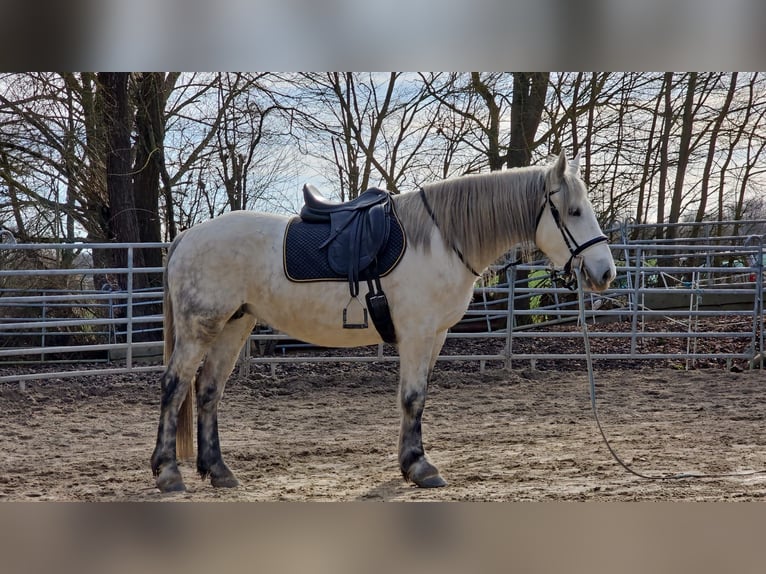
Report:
534,151,616,292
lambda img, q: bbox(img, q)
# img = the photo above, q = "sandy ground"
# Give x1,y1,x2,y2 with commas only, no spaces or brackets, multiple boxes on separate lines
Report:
1,360,765,501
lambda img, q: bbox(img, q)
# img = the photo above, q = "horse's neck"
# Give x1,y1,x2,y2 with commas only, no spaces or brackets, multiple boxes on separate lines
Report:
444,170,540,272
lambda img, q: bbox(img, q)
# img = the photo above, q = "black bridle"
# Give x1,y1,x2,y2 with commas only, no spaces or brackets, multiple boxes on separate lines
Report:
535,187,609,290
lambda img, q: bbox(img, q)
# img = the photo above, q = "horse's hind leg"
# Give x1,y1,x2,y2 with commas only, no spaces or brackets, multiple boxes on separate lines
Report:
195,313,257,488
397,330,448,488
151,341,207,493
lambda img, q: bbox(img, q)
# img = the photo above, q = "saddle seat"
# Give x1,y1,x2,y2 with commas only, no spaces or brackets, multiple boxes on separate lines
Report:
300,184,391,221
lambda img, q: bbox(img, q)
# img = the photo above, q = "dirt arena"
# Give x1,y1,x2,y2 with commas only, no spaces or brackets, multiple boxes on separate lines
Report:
1,358,765,501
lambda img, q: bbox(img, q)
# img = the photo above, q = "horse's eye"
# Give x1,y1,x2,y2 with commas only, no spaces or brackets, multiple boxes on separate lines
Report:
569,207,581,217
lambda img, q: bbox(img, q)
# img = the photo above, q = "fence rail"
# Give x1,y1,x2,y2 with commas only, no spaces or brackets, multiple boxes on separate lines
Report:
0,226,763,387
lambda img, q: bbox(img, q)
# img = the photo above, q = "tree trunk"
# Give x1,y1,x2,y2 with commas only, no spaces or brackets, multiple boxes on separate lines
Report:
655,72,674,239
507,72,550,326
636,75,663,231
133,72,165,286
507,73,550,169
717,74,758,236
667,73,697,240
98,72,145,289
692,73,737,237
470,72,503,171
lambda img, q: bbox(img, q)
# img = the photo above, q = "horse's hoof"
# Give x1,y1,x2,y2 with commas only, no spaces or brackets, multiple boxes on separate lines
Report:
414,474,447,488
405,457,448,488
211,474,239,488
204,461,239,488
156,467,187,493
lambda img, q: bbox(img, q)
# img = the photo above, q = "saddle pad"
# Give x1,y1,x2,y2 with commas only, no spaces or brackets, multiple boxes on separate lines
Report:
283,208,407,283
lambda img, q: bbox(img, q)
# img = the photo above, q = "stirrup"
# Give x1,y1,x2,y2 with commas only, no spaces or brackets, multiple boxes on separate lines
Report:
342,296,369,329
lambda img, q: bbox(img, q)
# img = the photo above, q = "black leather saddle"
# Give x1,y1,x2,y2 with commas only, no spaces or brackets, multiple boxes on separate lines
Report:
299,184,392,298
283,184,403,343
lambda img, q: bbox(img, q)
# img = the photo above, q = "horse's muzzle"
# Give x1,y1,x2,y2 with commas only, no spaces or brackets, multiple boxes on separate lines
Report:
581,260,616,292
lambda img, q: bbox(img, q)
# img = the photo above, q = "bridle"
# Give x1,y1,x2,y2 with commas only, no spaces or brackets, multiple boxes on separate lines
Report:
534,186,609,290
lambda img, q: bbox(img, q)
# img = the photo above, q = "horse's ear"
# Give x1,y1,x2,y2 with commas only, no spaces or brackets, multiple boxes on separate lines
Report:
571,151,581,174
551,150,567,186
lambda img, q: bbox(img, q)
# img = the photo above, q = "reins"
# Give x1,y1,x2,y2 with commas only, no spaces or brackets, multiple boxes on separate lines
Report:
572,265,766,481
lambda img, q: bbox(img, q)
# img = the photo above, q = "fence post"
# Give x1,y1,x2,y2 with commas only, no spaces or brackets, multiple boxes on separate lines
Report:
686,271,700,370
239,335,252,377
630,246,642,355
41,292,47,363
753,242,764,369
504,263,516,370
126,246,133,370
107,287,115,347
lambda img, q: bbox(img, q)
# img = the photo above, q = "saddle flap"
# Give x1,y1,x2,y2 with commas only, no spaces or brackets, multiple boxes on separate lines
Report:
326,202,390,277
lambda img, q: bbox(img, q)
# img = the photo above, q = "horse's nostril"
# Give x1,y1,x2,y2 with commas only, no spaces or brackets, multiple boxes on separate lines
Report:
602,269,614,285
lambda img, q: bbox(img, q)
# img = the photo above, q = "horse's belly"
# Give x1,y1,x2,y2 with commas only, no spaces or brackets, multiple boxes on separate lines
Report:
253,281,384,348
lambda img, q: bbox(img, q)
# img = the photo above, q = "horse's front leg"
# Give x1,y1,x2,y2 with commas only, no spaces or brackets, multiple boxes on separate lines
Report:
397,331,448,488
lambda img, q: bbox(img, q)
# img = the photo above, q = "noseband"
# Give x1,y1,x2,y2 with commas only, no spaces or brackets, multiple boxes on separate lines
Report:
535,187,609,289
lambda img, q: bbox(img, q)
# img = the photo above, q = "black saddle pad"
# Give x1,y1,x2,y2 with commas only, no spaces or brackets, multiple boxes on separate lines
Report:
283,208,407,284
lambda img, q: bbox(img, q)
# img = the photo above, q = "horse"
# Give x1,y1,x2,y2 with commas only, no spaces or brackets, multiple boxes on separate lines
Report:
150,151,617,493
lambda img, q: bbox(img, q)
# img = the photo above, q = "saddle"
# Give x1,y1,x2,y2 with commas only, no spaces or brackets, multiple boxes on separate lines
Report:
294,184,399,343
300,185,391,297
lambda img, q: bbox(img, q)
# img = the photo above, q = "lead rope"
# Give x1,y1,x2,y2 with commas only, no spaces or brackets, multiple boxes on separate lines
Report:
573,264,766,481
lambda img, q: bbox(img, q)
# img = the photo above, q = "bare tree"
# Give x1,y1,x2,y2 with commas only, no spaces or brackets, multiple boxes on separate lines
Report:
421,71,553,180
160,73,289,228
213,73,284,211
289,72,436,198
0,73,104,242
2,71,766,251
97,72,146,287
692,73,738,237
132,72,180,276
665,72,699,239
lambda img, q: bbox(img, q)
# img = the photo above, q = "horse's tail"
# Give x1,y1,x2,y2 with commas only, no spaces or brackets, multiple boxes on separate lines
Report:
163,234,195,460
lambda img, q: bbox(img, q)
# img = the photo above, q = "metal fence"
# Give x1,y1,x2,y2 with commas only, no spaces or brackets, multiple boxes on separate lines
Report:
0,242,165,387
0,226,763,388
504,241,764,367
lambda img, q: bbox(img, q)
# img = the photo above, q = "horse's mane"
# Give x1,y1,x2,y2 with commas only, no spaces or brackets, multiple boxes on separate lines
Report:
394,162,584,270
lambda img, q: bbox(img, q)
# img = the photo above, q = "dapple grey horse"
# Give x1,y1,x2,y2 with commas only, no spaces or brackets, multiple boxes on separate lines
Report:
151,151,616,493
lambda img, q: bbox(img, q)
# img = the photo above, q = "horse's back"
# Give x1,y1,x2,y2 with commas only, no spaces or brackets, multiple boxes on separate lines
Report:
162,206,473,348
173,211,287,251
170,211,287,266
166,211,288,313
